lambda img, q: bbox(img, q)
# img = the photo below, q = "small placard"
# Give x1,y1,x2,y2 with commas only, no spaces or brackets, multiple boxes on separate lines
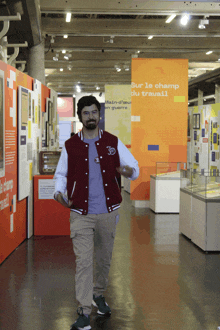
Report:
38,179,55,200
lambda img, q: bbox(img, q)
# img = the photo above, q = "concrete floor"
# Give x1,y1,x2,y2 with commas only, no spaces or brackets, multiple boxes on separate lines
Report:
1,190,220,330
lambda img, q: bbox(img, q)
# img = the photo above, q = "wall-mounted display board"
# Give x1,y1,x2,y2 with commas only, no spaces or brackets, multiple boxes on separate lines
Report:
0,69,5,178
188,104,220,174
0,59,58,264
18,86,32,201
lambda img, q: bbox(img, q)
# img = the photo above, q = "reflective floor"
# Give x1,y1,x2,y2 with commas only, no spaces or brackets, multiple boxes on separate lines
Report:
1,190,220,330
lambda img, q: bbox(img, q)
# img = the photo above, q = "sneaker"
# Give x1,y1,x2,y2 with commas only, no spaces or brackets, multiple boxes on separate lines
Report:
70,307,91,330
92,294,111,316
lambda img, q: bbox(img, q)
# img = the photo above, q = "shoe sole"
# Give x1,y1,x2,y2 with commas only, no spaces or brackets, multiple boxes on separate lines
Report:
71,325,91,330
92,300,111,315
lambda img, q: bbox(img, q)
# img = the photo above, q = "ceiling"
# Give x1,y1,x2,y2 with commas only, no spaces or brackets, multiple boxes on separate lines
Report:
1,0,220,101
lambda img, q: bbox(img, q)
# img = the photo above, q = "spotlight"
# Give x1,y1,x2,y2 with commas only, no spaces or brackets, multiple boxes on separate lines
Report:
180,14,189,26
66,12,71,22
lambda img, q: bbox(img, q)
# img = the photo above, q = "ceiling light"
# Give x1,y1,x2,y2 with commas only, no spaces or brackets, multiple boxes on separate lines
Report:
68,65,72,70
206,51,213,55
198,23,205,29
110,36,114,44
96,86,100,90
66,12,71,22
62,50,66,54
64,55,69,60
125,67,129,71
51,36,55,43
63,35,68,38
148,36,153,40
53,57,58,61
166,14,176,23
116,68,121,72
180,14,189,26
60,68,63,71
76,85,81,93
73,94,76,97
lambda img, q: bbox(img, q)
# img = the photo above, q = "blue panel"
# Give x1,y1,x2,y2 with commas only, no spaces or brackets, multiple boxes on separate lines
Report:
148,145,159,151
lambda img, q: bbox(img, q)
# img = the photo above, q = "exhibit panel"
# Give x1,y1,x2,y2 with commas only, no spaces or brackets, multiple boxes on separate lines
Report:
0,69,5,179
17,86,32,201
0,59,58,264
131,58,188,201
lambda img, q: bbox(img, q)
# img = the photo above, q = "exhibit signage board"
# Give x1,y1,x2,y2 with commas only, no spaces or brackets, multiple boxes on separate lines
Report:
105,85,131,147
131,58,188,201
188,103,220,174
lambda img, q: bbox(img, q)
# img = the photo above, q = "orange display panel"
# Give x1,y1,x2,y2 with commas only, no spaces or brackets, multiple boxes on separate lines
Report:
131,58,188,200
34,175,70,236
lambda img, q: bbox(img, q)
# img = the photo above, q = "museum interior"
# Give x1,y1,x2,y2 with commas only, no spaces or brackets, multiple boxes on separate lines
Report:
1,1,220,330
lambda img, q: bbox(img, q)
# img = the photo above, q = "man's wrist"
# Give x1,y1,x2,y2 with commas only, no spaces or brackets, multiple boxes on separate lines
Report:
54,191,61,201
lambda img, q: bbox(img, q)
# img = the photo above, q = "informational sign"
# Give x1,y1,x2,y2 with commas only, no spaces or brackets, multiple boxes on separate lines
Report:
0,69,5,178
18,86,32,201
38,179,55,199
105,85,131,146
131,58,188,200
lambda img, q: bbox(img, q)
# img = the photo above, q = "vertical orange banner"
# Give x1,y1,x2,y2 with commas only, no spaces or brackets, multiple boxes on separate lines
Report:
131,58,188,201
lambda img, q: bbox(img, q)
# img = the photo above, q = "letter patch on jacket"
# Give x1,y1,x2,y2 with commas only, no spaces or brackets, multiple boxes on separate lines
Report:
94,157,100,163
106,146,116,155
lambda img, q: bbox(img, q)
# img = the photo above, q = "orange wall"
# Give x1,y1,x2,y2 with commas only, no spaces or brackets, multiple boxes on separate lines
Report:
131,58,188,200
0,62,50,264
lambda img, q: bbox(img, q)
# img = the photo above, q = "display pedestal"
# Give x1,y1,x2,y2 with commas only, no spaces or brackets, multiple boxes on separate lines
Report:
179,188,220,251
179,188,192,239
150,174,181,213
34,175,70,235
191,194,220,251
124,177,131,193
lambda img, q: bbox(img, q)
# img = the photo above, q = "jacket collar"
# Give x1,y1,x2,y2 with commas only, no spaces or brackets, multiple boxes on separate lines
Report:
78,128,103,141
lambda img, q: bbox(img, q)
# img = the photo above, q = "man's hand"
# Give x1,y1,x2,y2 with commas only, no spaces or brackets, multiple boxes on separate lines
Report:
116,165,133,178
55,192,73,208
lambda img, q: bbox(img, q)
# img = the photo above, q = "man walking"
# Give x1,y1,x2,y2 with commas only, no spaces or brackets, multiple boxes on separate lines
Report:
53,95,139,330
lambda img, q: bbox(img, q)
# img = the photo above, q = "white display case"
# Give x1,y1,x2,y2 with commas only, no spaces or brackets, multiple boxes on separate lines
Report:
150,162,186,213
191,172,220,251
180,170,220,251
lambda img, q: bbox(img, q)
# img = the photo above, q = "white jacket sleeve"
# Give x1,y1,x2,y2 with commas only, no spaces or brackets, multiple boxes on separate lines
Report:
117,139,139,180
53,145,68,195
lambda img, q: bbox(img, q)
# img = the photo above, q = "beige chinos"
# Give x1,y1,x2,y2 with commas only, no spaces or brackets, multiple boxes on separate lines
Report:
70,209,119,315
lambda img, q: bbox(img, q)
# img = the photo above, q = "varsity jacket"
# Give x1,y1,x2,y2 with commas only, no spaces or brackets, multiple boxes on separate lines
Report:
54,129,139,215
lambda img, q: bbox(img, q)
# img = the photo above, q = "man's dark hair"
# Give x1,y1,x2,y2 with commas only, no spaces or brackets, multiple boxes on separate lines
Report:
77,95,101,122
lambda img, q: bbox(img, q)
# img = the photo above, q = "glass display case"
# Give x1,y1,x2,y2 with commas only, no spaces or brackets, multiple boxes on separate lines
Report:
180,168,201,191
152,162,187,179
192,171,220,200
39,151,61,175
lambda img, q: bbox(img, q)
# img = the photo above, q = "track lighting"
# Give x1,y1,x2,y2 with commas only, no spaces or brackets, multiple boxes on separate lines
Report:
180,14,189,26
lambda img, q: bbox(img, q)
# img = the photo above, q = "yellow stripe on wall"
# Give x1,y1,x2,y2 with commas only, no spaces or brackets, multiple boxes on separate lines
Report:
174,96,185,102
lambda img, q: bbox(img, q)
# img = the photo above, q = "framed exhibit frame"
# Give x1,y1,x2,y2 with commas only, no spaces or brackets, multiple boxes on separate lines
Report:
18,86,31,200
46,98,53,126
193,113,200,129
0,69,5,178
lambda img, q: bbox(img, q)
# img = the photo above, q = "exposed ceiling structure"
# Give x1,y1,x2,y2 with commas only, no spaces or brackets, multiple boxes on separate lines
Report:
1,1,220,102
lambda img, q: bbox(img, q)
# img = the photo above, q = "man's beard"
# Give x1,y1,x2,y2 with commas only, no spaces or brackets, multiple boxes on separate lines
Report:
84,120,98,130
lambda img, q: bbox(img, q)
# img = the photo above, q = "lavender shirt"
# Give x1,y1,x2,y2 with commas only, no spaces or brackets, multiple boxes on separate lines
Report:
84,136,108,214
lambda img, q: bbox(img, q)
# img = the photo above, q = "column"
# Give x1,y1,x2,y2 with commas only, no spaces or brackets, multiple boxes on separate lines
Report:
27,38,45,85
